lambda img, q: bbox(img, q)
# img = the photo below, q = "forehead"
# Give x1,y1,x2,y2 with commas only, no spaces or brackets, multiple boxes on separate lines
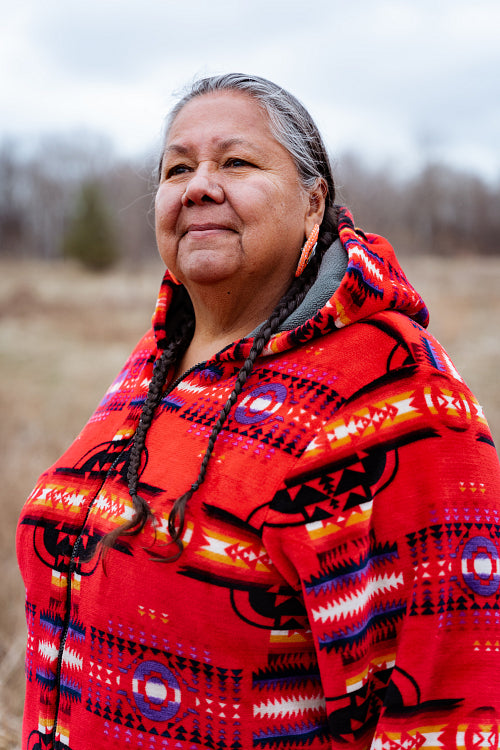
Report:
166,91,276,149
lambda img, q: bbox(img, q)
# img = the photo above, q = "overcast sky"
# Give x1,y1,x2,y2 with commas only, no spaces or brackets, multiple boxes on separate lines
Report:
2,0,500,181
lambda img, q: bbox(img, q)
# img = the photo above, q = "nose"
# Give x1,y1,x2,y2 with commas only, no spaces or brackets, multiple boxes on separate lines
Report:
181,164,224,206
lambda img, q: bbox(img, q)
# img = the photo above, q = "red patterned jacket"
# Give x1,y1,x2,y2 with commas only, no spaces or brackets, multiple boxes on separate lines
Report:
18,209,500,750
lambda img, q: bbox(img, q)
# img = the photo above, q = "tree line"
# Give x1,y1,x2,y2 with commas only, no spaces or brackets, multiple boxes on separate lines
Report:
1,132,498,270
0,133,158,269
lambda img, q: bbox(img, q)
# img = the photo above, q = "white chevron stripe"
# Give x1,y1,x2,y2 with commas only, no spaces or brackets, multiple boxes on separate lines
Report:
350,248,383,280
202,534,229,556
312,571,404,623
177,380,209,394
253,693,325,719
62,647,83,670
38,640,58,661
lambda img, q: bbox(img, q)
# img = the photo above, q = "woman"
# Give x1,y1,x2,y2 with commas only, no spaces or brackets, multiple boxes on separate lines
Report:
18,74,500,750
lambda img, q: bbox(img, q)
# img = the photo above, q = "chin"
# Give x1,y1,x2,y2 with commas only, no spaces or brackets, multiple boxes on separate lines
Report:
180,253,241,285
184,269,235,286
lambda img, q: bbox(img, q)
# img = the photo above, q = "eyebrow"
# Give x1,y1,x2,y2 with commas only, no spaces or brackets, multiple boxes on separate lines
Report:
164,137,261,156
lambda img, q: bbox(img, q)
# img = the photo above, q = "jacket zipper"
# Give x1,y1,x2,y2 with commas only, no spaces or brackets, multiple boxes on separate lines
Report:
49,444,127,747
49,361,203,746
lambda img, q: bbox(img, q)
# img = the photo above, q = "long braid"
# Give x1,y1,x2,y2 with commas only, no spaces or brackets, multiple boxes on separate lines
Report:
162,249,325,561
104,233,331,562
100,74,341,562
101,300,195,555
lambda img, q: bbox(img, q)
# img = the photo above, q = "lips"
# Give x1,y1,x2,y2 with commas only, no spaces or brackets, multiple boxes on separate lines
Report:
184,223,234,236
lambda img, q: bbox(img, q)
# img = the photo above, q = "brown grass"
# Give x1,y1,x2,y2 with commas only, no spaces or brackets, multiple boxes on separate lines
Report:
1,256,498,747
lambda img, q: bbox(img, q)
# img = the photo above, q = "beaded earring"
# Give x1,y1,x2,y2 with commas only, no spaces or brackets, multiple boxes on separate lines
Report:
295,223,320,277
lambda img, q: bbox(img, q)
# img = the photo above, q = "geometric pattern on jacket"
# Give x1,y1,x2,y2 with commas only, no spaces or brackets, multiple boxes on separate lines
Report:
17,208,500,749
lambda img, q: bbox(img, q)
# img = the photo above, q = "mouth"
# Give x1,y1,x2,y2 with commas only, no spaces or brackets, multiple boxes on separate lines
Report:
184,223,234,237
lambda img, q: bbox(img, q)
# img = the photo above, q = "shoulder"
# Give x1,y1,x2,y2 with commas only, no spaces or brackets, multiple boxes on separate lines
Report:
291,310,495,475
311,308,463,391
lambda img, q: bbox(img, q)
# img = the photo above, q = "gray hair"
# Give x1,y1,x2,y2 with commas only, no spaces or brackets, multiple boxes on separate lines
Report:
161,73,338,248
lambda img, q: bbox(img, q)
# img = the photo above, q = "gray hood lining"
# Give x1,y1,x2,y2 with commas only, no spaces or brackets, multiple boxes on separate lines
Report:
249,238,348,338
278,238,348,332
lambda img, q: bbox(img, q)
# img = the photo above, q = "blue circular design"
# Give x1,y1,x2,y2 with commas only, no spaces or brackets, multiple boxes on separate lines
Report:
462,536,500,597
132,660,181,721
234,383,287,425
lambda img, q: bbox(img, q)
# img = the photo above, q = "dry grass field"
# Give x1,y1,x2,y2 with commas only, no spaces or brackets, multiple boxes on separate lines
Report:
1,256,499,747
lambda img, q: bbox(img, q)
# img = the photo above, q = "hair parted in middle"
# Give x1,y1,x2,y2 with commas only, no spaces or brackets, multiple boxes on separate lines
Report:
102,73,340,562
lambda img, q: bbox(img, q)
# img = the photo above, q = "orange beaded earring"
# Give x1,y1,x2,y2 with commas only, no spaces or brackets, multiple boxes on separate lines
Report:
167,269,182,285
295,223,319,277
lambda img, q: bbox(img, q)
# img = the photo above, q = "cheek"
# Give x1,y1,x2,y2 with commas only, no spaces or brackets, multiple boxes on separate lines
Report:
246,179,306,233
254,190,305,247
154,193,181,268
155,188,179,236
235,184,289,235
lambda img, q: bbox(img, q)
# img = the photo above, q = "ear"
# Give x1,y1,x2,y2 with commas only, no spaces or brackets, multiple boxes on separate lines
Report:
304,178,327,238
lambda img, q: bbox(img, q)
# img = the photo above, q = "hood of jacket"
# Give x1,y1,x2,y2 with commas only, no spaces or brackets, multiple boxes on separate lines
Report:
152,207,429,362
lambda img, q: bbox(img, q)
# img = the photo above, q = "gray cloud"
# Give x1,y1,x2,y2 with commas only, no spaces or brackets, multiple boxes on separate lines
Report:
2,0,499,180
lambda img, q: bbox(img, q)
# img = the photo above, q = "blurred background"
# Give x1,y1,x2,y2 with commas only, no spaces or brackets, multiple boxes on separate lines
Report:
1,0,499,745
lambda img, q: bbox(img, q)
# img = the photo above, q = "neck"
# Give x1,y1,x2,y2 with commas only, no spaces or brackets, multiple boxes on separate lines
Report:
178,276,289,372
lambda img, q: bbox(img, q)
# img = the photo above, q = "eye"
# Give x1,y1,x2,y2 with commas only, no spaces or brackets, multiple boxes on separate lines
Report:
164,163,192,179
224,157,255,168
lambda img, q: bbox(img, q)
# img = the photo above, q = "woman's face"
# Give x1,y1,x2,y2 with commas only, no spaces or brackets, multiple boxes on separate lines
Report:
155,91,325,294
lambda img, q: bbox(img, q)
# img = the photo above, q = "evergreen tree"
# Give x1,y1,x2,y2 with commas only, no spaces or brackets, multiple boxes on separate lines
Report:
63,181,119,271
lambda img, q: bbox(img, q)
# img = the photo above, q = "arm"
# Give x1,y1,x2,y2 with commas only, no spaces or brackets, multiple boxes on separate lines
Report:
263,362,500,749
